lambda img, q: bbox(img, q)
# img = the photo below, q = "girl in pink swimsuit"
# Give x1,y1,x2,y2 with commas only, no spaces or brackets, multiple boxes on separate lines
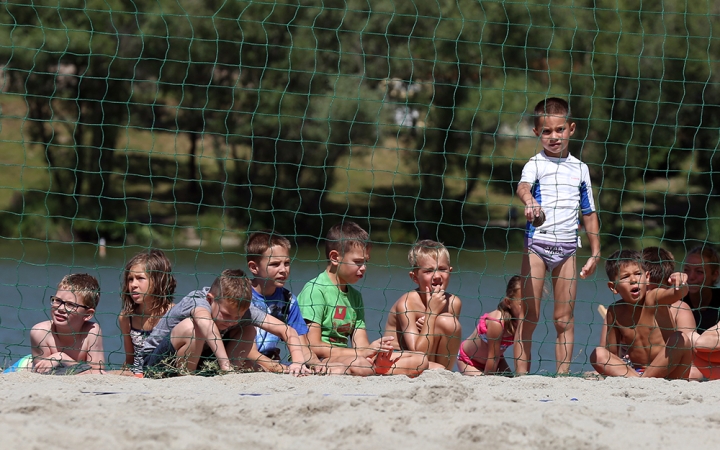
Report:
457,275,524,375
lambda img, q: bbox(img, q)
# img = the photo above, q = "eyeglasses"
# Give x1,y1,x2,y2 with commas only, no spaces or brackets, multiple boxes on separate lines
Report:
49,295,89,313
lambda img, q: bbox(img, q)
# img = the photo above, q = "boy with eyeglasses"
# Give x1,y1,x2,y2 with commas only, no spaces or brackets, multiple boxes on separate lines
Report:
30,274,105,374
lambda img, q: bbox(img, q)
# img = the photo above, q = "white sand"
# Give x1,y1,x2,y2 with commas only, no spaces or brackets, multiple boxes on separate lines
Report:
1,371,718,449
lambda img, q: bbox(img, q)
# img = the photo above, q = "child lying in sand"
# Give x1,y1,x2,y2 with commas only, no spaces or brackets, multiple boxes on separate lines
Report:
30,274,105,374
591,250,692,379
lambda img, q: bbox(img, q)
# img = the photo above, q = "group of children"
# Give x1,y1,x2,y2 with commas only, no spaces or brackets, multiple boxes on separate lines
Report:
12,97,720,380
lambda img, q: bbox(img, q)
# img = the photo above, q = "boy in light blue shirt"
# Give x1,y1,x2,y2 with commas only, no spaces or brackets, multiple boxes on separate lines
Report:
246,231,323,371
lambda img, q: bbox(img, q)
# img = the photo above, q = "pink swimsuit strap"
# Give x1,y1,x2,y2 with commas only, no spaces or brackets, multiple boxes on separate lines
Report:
477,314,514,348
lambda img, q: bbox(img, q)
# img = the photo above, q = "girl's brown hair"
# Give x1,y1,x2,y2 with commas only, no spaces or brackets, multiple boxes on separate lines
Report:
121,249,177,321
497,275,524,336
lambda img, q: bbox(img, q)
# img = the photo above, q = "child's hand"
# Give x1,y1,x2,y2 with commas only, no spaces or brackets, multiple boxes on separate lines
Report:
33,352,62,373
285,361,310,377
415,315,426,332
668,272,689,290
364,336,394,358
428,287,447,315
374,348,401,375
580,255,599,279
524,201,542,221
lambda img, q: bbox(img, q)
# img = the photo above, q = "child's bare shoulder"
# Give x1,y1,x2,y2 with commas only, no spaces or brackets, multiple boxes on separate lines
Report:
392,290,423,312
31,320,53,332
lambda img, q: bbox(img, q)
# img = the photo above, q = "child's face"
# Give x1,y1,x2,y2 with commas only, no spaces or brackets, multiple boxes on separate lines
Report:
609,262,648,304
410,254,452,292
684,254,719,294
127,264,151,306
50,290,93,328
334,245,370,285
533,114,575,157
210,298,246,331
249,245,291,291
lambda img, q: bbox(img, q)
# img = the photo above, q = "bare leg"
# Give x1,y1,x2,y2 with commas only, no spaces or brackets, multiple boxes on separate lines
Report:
378,350,429,377
457,359,484,376
590,347,640,377
552,255,577,374
429,313,462,370
643,331,692,380
514,251,545,374
170,319,204,372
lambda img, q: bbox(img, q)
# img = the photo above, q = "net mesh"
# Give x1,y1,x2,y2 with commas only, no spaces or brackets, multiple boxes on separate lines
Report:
0,0,718,376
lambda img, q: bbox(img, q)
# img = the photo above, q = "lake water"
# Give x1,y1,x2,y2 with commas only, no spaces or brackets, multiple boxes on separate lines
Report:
0,240,614,374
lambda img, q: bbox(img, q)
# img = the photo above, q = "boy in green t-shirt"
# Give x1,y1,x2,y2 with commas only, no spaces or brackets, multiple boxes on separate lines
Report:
298,221,428,376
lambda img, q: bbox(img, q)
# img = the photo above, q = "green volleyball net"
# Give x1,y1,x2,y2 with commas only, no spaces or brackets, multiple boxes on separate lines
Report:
0,0,718,375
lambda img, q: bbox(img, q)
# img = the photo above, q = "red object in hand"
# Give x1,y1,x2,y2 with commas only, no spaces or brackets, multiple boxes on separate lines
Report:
374,349,394,375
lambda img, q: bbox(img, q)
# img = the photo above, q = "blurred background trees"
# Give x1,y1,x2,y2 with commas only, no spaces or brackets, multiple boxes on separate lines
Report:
1,0,718,249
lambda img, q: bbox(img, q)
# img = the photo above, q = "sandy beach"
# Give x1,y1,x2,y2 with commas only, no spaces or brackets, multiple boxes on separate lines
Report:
1,371,718,449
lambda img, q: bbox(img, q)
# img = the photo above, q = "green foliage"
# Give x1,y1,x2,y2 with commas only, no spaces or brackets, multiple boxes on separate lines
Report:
1,0,719,247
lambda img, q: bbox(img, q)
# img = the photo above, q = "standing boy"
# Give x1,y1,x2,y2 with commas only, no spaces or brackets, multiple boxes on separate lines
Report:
30,274,105,374
142,269,311,376
515,97,601,374
246,231,323,372
298,221,428,376
590,250,692,379
383,239,462,370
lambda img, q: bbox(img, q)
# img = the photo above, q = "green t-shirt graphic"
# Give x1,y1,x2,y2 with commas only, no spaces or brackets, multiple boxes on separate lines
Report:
297,271,366,347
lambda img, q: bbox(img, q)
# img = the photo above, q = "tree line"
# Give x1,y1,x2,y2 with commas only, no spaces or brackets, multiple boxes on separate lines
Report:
1,0,718,249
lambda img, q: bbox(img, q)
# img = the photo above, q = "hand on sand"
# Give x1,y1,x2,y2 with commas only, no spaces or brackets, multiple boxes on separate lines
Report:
284,361,311,377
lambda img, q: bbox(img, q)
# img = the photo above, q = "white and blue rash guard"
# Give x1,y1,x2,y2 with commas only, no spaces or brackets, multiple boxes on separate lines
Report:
520,151,596,243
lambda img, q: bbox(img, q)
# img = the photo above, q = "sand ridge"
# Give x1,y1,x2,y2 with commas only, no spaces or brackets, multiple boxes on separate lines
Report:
1,370,718,449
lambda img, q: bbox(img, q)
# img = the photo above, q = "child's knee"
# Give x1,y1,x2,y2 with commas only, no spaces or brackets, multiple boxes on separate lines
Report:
435,314,462,336
590,347,607,365
667,331,691,350
553,314,574,334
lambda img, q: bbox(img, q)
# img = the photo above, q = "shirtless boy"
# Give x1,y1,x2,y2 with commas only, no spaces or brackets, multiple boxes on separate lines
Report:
383,239,462,370
591,250,692,379
30,273,105,374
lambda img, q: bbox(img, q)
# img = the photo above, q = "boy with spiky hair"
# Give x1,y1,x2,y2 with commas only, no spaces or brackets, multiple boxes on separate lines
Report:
515,97,601,374
30,273,105,374
383,239,462,370
298,221,428,376
591,250,692,379
142,269,311,376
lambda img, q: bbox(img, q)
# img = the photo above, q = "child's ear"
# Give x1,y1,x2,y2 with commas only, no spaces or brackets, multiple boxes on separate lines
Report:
83,308,96,321
329,249,340,266
206,292,215,305
532,127,540,137
568,122,576,136
408,270,418,284
247,261,259,276
607,281,618,294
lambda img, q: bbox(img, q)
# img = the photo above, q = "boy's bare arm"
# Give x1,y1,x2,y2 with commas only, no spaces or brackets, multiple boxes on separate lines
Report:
30,322,61,373
305,322,363,359
517,183,541,220
648,272,689,306
191,308,232,371
604,307,621,355
83,323,105,374
580,212,601,278
257,315,310,375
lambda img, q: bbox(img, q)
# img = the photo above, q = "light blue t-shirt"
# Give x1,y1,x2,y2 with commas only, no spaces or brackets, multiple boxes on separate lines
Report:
252,287,309,355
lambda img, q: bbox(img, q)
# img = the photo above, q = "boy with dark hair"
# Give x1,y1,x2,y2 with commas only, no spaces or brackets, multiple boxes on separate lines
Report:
591,250,692,379
246,230,323,372
515,97,601,374
298,221,428,376
142,269,311,376
30,273,105,374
